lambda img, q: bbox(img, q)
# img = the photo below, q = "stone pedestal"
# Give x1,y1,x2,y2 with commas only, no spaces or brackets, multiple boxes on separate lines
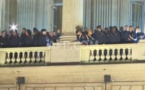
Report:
62,0,84,33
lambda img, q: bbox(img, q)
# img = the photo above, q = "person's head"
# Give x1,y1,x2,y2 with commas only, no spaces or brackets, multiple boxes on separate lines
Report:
1,31,6,37
26,29,32,37
12,31,18,36
97,25,102,32
125,25,129,31
114,26,118,30
88,30,93,35
57,28,61,33
120,27,124,32
129,26,134,32
22,28,27,34
111,27,116,33
41,29,47,35
105,28,109,33
84,27,88,32
33,28,39,35
136,27,141,33
77,30,82,36
49,31,55,37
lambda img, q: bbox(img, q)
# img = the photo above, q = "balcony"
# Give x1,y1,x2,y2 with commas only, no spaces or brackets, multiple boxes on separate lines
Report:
0,40,145,66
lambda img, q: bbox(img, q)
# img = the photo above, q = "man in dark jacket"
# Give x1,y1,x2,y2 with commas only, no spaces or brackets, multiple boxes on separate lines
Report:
20,28,27,47
9,31,21,47
0,31,9,47
121,25,129,43
33,28,40,46
94,26,107,44
23,29,33,47
126,26,137,43
39,29,51,46
109,27,121,44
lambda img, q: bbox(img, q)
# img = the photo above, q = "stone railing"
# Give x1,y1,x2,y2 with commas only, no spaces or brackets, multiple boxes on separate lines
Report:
0,47,51,66
81,44,133,63
0,41,145,66
81,41,145,63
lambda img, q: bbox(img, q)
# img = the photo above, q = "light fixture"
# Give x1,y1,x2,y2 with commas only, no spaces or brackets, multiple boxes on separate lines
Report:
10,24,18,31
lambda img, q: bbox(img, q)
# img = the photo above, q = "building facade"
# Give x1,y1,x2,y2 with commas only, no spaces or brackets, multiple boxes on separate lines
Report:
0,0,144,32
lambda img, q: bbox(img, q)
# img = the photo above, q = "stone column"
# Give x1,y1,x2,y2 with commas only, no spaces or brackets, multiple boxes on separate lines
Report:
62,0,84,34
0,0,2,30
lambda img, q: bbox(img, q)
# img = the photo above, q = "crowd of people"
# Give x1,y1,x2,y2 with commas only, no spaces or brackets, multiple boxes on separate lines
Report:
0,25,144,48
0,28,61,48
76,25,145,45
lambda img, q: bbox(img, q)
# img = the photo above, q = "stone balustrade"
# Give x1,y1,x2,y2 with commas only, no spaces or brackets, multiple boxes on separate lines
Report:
81,44,133,63
0,47,51,66
0,41,145,66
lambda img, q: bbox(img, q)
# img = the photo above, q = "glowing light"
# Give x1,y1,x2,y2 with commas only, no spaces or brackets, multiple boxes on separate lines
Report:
10,24,18,31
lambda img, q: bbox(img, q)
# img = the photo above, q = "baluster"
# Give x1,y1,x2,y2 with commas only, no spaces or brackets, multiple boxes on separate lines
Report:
36,51,40,63
21,52,25,64
120,49,123,61
114,49,118,61
17,52,20,64
89,50,93,62
111,49,115,61
125,48,129,60
122,49,126,61
104,49,108,62
5,53,8,64
6,52,10,64
31,51,35,63
24,52,27,63
41,52,45,62
34,52,37,63
101,49,105,62
29,52,32,63
129,48,132,60
106,49,110,62
14,52,18,64
27,52,30,63
98,49,102,62
11,52,15,64
109,49,113,62
93,50,97,62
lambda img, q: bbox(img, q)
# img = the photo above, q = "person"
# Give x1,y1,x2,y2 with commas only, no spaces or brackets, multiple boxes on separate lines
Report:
136,27,144,42
121,25,129,43
9,31,21,47
126,26,137,43
48,31,57,43
94,25,107,44
119,27,124,33
76,30,86,44
85,30,96,45
39,29,51,46
20,28,27,47
76,25,83,40
55,29,61,41
23,29,33,47
114,26,119,32
109,27,121,44
0,31,9,47
104,28,110,44
83,27,88,35
33,28,40,46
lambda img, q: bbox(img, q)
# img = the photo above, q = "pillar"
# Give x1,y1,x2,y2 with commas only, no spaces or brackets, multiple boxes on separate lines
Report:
62,0,84,33
0,0,2,30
